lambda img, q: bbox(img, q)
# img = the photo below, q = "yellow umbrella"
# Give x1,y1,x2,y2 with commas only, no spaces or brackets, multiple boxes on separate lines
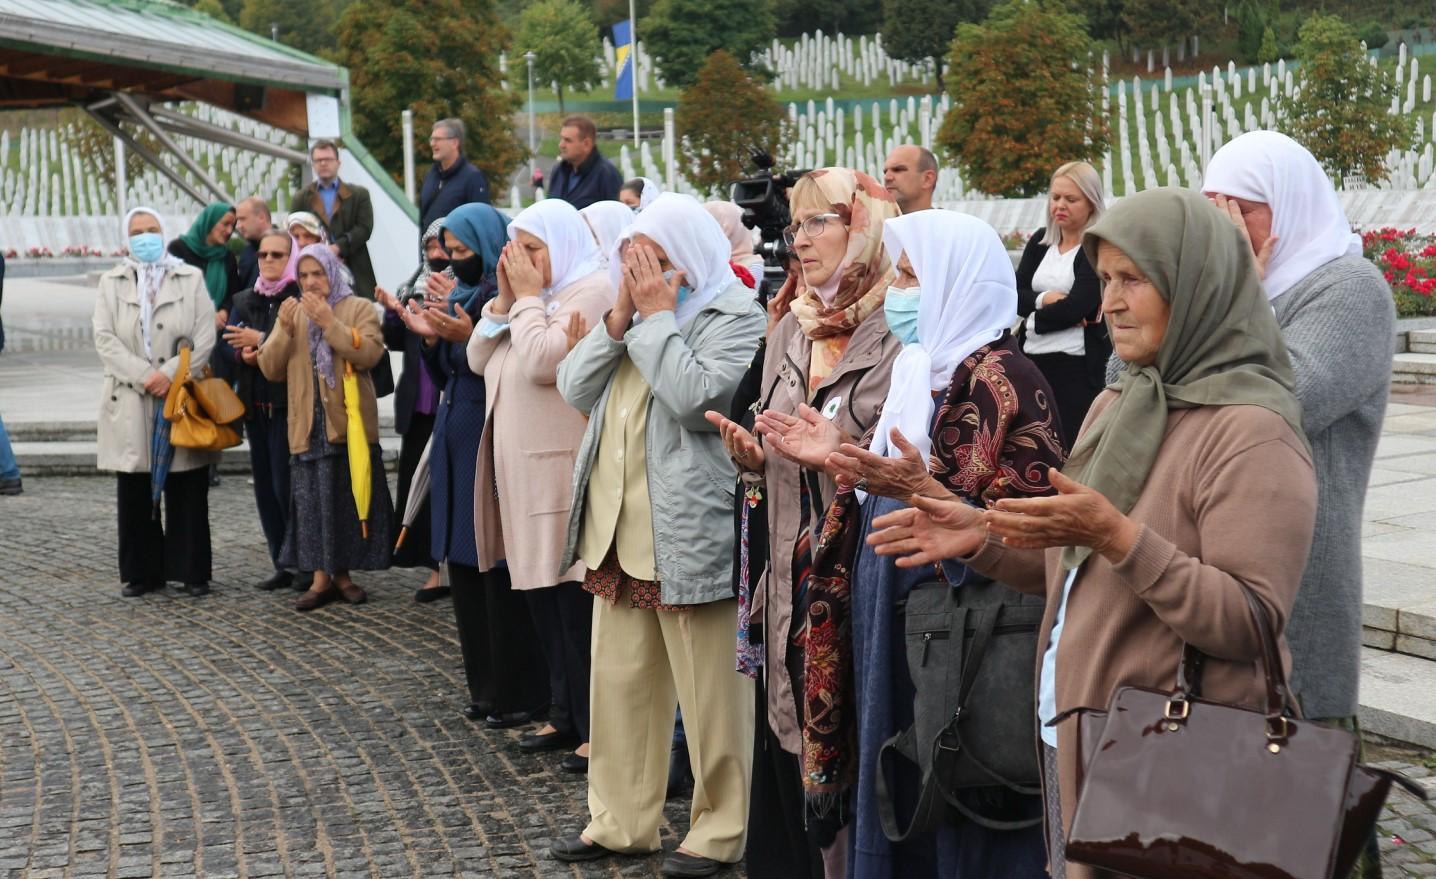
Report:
342,342,371,539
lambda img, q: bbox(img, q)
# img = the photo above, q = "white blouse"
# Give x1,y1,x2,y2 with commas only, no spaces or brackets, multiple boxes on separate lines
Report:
1023,243,1085,357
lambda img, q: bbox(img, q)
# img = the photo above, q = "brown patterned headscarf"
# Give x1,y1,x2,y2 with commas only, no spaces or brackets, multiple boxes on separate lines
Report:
786,168,900,393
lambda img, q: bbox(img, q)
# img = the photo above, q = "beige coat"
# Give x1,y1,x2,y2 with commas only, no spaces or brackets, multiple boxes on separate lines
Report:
753,309,901,754
965,394,1316,879
256,297,385,454
466,272,615,589
92,262,217,474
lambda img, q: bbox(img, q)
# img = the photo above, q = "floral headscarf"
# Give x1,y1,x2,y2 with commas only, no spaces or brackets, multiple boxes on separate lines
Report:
785,168,899,392
297,244,353,388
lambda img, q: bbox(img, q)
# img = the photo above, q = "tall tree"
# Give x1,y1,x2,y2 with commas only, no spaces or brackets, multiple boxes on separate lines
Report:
192,0,232,24
882,0,991,92
591,0,657,26
773,0,883,38
238,0,351,55
676,50,788,196
512,0,603,114
1277,14,1414,184
936,0,1109,196
335,0,524,189
641,0,775,90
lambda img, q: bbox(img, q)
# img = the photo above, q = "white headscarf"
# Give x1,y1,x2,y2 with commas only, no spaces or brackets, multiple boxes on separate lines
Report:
870,211,1018,464
508,198,604,299
121,206,184,359
579,201,636,266
1203,130,1362,301
634,176,663,210
612,192,739,328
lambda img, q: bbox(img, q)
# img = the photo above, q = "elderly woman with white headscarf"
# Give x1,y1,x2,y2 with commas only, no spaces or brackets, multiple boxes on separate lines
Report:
465,198,615,763
757,210,1064,878
1202,134,1394,873
580,201,636,263
551,193,765,876
619,176,663,211
94,207,219,598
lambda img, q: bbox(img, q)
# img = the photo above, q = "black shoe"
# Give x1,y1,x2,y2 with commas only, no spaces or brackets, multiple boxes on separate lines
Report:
257,571,293,592
519,728,580,753
208,464,221,487
291,571,314,592
0,478,22,496
559,753,589,774
185,582,211,597
661,851,722,878
120,582,155,597
666,743,693,800
549,836,613,863
414,584,451,603
486,706,547,729
462,702,495,722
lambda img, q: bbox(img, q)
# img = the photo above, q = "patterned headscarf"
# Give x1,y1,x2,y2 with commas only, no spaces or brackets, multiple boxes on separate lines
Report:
785,168,900,392
121,207,184,359
297,244,354,388
253,233,300,298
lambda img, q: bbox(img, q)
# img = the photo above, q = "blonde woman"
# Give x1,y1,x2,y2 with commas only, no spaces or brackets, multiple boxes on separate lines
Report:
1014,161,1111,449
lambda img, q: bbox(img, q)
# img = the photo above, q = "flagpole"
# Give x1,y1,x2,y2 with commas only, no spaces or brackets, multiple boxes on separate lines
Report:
630,0,640,146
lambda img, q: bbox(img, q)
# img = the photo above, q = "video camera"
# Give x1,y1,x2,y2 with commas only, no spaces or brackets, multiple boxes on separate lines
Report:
731,149,808,301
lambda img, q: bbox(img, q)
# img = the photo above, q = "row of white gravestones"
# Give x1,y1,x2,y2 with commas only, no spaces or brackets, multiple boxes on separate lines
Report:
758,31,928,92
0,105,300,217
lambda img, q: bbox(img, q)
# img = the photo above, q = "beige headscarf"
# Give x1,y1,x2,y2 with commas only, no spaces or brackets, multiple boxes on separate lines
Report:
1063,187,1307,570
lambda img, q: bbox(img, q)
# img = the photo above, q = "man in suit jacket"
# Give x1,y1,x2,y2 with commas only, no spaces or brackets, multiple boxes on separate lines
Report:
290,140,377,299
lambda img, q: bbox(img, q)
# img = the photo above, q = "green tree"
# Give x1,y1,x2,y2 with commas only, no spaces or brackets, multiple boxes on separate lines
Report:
239,0,351,55
513,0,602,114
1234,0,1269,62
591,0,656,26
641,0,775,90
1258,25,1280,62
936,0,1109,196
882,0,990,92
774,0,882,38
192,0,232,23
1276,14,1414,184
676,50,788,196
1121,0,1219,53
335,0,524,189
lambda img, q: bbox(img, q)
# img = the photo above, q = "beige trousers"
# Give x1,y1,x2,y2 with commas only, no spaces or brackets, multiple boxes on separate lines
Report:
584,596,755,862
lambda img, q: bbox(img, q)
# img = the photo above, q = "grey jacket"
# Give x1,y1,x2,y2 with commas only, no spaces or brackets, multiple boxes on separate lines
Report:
558,282,766,605
1105,255,1394,719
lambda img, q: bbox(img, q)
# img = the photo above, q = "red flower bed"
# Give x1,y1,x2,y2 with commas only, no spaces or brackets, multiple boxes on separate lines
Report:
1362,228,1436,317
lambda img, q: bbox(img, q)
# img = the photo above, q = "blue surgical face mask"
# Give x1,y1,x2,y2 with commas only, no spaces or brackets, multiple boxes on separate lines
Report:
884,285,921,345
664,270,694,307
128,232,165,264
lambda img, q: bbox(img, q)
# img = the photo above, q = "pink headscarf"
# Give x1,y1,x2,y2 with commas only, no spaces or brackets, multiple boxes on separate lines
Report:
704,201,755,264
253,234,300,298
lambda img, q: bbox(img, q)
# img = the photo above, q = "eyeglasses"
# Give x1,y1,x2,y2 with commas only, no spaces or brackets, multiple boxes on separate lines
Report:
782,213,843,246
257,251,289,260
429,136,457,144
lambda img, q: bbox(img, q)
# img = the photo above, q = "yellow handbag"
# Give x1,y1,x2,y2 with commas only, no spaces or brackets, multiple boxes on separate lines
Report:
164,345,244,451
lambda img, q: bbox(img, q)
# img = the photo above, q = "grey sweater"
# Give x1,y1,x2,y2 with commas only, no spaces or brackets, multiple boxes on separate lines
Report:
1105,255,1394,719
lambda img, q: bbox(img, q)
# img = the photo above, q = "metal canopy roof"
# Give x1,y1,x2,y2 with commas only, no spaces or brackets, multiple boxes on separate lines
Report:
0,0,345,131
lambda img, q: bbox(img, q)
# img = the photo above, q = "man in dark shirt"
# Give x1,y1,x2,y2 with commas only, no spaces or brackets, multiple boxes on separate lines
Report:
548,115,623,211
290,140,377,299
234,196,273,290
419,118,491,246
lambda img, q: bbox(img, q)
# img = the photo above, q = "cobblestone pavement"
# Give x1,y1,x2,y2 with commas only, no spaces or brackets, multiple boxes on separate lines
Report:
1,476,1434,878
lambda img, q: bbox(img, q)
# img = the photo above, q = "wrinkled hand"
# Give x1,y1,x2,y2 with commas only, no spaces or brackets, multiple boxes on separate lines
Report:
826,427,941,498
401,298,437,339
624,242,680,318
300,289,334,330
704,410,765,472
867,493,988,567
1210,194,1278,279
565,311,589,352
224,325,263,349
985,469,1139,564
606,250,638,339
753,404,847,471
423,299,474,343
501,241,544,299
277,297,300,331
143,370,171,398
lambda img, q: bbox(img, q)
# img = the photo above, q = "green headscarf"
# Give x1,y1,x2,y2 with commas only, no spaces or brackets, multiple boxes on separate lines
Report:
1062,187,1307,571
178,202,234,307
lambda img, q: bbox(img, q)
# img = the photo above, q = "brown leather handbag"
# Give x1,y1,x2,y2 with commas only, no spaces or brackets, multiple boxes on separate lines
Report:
1062,587,1426,879
165,344,243,451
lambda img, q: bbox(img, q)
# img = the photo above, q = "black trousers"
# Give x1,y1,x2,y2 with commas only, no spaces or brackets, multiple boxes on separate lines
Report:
744,673,826,879
116,467,212,586
450,563,551,714
392,412,436,570
246,408,291,569
523,582,593,741
1028,352,1101,452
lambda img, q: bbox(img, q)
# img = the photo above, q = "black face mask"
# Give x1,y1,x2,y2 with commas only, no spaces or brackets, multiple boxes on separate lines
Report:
427,256,451,274
451,254,485,287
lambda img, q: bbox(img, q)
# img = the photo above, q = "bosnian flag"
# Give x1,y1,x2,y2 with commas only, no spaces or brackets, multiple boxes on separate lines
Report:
614,19,635,101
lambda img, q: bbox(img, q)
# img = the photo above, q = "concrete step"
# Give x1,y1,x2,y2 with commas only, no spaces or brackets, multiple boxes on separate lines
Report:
1362,557,1436,660
12,436,403,477
1393,352,1436,384
7,414,398,443
1410,330,1436,354
1361,647,1436,749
